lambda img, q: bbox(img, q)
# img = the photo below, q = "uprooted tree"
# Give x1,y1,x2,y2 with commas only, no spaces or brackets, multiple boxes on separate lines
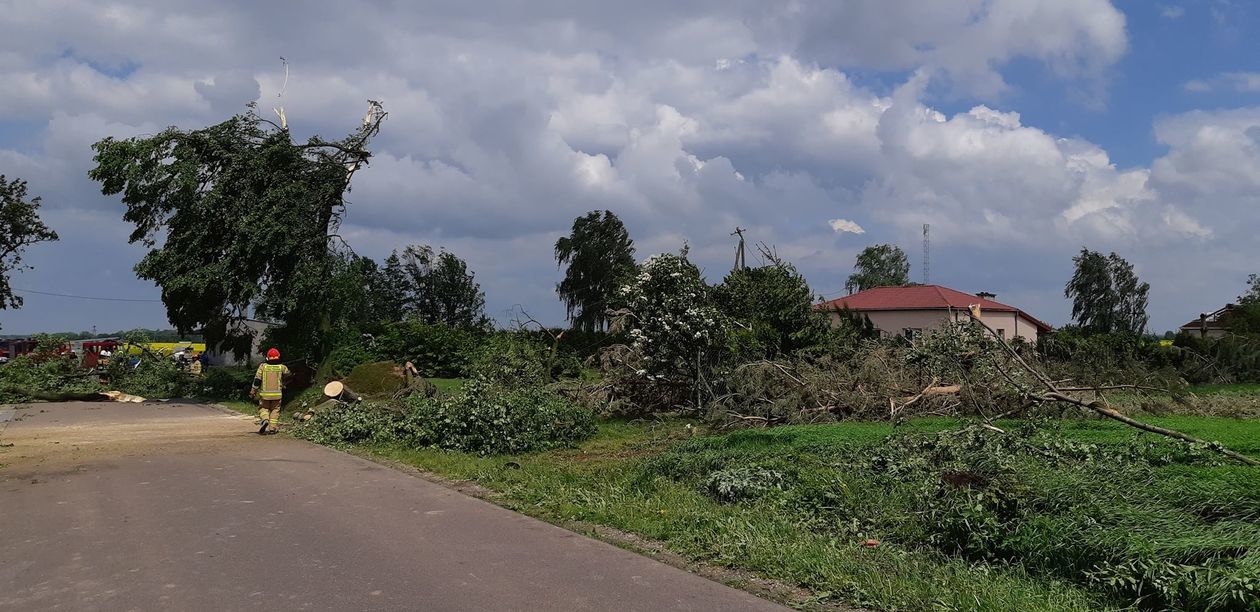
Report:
88,101,386,363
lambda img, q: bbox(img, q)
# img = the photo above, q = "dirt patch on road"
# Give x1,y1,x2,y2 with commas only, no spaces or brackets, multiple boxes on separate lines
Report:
0,401,256,473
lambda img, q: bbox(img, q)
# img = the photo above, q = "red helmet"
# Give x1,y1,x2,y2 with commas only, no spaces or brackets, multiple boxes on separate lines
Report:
266,348,280,361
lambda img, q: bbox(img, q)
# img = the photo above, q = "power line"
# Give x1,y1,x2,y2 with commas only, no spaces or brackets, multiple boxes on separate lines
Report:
12,288,162,303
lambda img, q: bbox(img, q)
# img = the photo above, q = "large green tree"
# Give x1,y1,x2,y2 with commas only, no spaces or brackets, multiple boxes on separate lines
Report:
845,244,910,293
371,251,412,323
88,103,386,362
0,176,59,319
714,252,829,357
1064,248,1149,334
555,210,636,332
396,244,488,329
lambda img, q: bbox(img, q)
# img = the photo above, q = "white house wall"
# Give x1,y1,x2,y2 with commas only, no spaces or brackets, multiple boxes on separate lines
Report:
830,309,1040,342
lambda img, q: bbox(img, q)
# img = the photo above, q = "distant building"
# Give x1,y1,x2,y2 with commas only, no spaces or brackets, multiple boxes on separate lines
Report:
817,285,1051,342
202,319,277,367
1178,304,1240,339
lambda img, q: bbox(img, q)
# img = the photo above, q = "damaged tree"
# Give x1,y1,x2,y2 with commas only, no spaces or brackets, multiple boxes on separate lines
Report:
88,100,386,364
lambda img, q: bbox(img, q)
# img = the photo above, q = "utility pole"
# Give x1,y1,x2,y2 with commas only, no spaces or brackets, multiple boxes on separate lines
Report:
922,223,930,285
731,227,746,272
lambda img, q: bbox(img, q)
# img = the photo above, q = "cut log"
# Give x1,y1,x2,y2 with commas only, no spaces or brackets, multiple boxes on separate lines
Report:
322,381,362,402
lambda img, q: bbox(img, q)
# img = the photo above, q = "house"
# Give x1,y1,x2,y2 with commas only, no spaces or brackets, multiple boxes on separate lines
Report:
816,285,1052,342
1178,304,1239,338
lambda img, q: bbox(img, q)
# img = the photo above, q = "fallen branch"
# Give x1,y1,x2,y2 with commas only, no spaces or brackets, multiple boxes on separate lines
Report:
1055,384,1169,393
964,307,1259,467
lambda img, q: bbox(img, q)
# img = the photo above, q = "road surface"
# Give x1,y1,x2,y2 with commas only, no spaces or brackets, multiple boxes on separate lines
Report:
0,401,784,611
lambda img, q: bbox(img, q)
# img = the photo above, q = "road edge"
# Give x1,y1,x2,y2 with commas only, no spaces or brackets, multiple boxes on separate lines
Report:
339,445,859,612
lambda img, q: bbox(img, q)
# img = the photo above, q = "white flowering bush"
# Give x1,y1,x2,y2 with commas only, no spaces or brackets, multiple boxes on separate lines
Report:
615,253,728,379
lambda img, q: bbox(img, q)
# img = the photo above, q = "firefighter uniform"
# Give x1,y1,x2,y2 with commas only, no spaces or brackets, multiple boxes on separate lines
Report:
252,354,290,434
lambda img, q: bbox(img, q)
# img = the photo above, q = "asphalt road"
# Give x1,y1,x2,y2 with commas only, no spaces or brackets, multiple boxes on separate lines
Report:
0,401,784,611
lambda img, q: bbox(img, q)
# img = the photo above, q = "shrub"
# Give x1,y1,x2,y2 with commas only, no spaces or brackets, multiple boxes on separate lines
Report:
104,353,193,398
294,401,404,446
466,332,580,385
197,367,253,400
704,466,787,503
296,381,596,455
399,381,595,454
373,320,482,378
326,343,375,379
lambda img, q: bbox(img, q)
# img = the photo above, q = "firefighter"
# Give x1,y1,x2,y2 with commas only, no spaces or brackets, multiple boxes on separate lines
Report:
250,348,290,435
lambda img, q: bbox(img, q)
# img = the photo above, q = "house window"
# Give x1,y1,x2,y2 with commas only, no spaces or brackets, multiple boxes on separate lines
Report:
902,328,921,340
996,328,1006,340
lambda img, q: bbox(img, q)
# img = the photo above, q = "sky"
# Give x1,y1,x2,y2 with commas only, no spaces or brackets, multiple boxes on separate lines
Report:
1,0,1259,335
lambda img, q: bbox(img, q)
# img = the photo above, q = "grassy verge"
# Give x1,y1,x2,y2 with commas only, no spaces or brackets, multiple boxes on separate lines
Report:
215,399,258,416
360,418,1132,611
301,399,1260,611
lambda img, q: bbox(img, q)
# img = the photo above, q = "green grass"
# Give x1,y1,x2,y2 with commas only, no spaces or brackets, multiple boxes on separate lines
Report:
1189,383,1260,396
1049,415,1260,457
216,399,258,416
428,377,464,393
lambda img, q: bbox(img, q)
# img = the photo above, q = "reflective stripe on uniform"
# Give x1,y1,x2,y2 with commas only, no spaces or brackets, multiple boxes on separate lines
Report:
259,363,285,399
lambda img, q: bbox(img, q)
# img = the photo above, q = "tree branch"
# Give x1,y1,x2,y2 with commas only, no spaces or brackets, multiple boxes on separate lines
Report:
963,307,1259,467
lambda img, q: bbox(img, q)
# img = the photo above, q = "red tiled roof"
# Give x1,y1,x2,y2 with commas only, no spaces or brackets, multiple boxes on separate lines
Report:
816,285,1052,331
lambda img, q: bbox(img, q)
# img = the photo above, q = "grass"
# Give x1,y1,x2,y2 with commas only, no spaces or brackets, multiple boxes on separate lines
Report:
428,377,464,393
216,399,258,416
1189,383,1260,396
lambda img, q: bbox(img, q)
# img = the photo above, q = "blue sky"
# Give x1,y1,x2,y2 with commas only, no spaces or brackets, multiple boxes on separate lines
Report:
1,0,1259,336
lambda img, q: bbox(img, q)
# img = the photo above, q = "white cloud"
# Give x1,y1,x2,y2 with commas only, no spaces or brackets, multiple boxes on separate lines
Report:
0,0,1250,335
829,219,866,234
1160,5,1186,19
1183,72,1260,93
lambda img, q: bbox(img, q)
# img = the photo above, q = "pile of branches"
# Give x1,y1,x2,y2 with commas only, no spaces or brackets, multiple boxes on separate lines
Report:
575,344,695,416
710,310,1256,467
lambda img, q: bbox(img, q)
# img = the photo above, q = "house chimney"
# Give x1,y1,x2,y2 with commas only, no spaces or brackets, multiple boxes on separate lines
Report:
976,291,996,301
